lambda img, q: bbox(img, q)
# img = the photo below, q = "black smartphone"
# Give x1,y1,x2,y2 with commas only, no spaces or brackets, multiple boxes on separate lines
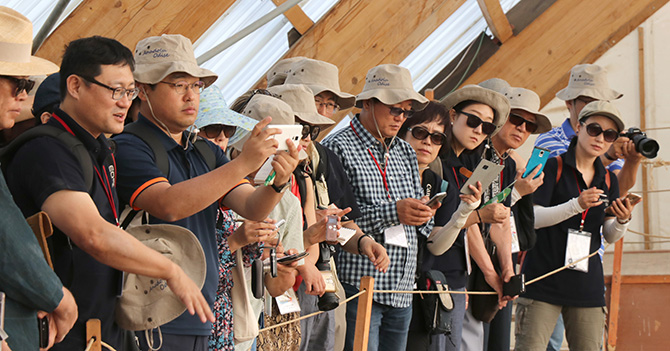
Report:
277,251,309,265
503,274,526,297
38,316,49,348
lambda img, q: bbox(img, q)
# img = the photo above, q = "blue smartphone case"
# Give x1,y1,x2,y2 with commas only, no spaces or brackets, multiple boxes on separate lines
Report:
523,147,550,179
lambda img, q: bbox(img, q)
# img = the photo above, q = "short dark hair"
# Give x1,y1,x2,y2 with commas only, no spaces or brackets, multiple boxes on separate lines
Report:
59,36,135,100
399,100,451,155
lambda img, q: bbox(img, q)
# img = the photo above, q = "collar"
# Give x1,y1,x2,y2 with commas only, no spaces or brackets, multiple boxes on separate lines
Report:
563,137,608,184
350,114,399,152
137,113,194,152
49,108,112,162
561,118,576,139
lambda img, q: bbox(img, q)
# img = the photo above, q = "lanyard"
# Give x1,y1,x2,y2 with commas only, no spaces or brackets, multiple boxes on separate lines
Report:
52,113,120,226
451,167,460,188
572,169,588,231
350,121,392,200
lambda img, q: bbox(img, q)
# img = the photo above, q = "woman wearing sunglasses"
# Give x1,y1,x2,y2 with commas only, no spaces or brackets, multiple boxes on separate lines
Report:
515,101,634,350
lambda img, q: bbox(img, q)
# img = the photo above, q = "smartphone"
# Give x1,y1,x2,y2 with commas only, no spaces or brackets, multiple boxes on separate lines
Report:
625,193,642,206
425,192,447,207
461,159,505,195
277,251,309,264
325,215,338,242
268,124,303,151
38,316,49,348
523,147,551,179
503,274,526,297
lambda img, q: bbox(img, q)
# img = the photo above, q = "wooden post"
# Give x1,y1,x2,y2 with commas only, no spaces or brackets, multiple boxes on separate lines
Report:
86,319,101,351
637,27,652,250
607,240,624,350
424,89,435,101
353,276,375,351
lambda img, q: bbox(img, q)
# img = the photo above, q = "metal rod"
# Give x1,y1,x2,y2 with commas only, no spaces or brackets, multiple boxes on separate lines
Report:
32,0,72,54
196,0,302,65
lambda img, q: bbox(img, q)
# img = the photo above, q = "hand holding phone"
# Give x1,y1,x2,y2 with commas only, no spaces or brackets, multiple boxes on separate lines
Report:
277,251,309,265
424,192,447,207
267,124,303,151
523,147,551,179
325,215,339,242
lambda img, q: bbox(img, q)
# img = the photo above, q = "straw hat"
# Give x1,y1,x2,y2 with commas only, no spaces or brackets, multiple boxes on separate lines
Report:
0,7,58,76
284,58,355,109
442,85,511,136
355,64,429,111
133,34,217,87
115,224,206,331
578,100,625,132
556,64,622,101
268,84,334,126
266,57,305,87
502,87,552,134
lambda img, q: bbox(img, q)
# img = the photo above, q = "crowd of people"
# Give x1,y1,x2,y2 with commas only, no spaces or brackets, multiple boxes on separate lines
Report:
0,5,648,351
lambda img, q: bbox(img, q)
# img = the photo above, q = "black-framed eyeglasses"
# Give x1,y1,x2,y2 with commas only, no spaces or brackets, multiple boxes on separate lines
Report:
202,124,236,139
407,126,447,145
80,75,139,101
508,113,538,133
1,76,35,97
459,110,496,135
386,104,414,118
314,97,340,113
581,122,619,142
301,124,321,140
159,80,206,95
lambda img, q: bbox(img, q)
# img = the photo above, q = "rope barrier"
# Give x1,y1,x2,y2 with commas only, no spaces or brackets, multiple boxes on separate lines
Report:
82,337,117,351
628,228,670,239
83,338,95,351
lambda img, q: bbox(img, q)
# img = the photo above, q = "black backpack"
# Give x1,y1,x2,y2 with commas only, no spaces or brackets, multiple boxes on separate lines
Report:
417,270,454,335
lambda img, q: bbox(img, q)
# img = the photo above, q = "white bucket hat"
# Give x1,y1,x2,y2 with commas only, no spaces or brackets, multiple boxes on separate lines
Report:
268,84,334,126
284,58,355,109
0,6,58,76
578,100,625,132
442,85,511,136
115,224,206,331
266,56,305,87
556,64,622,101
133,34,217,87
503,87,552,134
355,64,429,111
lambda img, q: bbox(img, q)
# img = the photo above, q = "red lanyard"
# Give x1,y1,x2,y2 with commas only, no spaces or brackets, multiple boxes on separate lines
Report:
452,167,460,188
52,113,120,226
350,121,392,200
572,169,588,231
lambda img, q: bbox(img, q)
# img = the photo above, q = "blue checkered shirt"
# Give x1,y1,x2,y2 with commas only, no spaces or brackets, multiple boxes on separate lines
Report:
322,116,432,308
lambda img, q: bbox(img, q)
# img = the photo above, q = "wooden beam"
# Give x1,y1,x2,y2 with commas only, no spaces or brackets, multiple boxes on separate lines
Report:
607,240,624,349
353,276,374,351
461,0,669,107
272,0,314,35
605,275,670,285
476,0,514,43
638,27,652,251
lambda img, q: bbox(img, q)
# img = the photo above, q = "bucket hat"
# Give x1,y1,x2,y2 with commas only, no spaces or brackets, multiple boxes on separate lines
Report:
355,64,429,111
268,84,334,126
266,57,305,87
133,34,217,87
284,58,355,109
196,85,257,145
0,6,59,76
442,85,511,136
242,94,295,124
578,100,625,132
478,78,511,94
502,87,552,134
115,224,206,331
556,64,622,101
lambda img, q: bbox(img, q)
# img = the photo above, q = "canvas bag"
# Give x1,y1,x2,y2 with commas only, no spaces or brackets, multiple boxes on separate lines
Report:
232,249,258,343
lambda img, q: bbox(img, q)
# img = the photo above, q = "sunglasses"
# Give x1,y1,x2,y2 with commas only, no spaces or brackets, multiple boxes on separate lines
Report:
509,114,538,133
581,122,619,142
301,124,321,140
1,76,35,97
202,124,236,139
459,110,496,135
407,126,447,145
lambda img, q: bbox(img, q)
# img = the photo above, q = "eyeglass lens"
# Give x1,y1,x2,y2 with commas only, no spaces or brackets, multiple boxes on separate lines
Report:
203,124,236,138
509,114,538,133
461,111,496,135
410,126,446,145
585,123,618,142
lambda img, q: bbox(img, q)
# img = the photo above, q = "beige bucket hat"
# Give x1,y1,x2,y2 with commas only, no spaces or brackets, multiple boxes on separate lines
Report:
556,64,622,101
442,85,511,136
355,64,429,111
133,34,217,87
268,84,334,126
284,58,355,109
0,7,58,76
115,224,206,331
242,94,295,124
503,87,552,134
266,56,305,87
578,100,625,132
478,78,511,94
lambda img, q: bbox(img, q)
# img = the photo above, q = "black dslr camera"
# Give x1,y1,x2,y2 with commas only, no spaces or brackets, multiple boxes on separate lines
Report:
622,127,659,159
316,242,340,311
251,247,278,299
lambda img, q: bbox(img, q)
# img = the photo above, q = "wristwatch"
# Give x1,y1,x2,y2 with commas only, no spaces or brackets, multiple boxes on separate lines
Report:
270,181,289,193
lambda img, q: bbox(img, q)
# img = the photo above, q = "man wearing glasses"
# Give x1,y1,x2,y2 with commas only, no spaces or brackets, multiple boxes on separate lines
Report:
113,34,300,351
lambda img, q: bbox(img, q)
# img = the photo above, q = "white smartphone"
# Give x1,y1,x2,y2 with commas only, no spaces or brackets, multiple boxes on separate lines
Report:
268,124,303,151
460,159,505,195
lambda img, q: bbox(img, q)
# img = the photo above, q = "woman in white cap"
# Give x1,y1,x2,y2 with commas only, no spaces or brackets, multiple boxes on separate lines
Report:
515,101,635,350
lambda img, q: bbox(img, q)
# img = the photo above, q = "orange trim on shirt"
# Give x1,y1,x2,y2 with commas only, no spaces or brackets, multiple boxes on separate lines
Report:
130,177,169,210
219,178,252,211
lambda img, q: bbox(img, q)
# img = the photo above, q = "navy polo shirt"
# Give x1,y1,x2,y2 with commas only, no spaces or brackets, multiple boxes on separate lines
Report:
6,108,124,350
523,138,619,307
114,114,230,336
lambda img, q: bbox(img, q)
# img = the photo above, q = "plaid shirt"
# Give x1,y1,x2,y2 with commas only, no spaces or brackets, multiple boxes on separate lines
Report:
322,116,432,308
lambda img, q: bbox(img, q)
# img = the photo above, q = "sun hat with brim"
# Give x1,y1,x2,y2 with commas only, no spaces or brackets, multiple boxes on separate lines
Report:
502,87,552,134
0,7,58,76
268,84,334,126
284,58,355,110
442,84,511,136
115,224,206,331
196,85,257,145
478,78,511,94
578,100,625,132
556,64,622,101
355,64,429,111
32,73,60,116
267,56,305,87
133,34,217,87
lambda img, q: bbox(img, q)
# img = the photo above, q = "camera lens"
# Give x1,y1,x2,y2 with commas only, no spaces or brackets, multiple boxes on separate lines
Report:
634,135,659,158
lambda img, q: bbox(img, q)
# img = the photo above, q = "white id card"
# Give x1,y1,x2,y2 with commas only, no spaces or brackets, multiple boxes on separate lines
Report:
565,229,591,273
384,224,408,248
275,289,301,315
510,213,520,254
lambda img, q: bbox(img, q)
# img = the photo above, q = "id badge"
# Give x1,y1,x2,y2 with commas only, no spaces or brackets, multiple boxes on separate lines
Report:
565,229,591,273
464,230,472,274
510,213,520,254
384,224,408,248
275,289,301,315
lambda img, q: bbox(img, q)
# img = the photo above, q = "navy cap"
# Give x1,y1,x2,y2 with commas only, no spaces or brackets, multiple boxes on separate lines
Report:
32,73,60,116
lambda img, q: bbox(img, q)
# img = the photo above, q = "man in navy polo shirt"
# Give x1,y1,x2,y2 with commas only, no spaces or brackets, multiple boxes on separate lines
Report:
113,34,300,351
6,36,213,351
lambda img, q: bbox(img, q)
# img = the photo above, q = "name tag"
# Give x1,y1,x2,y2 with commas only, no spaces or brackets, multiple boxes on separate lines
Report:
384,224,408,248
276,289,301,315
510,213,520,254
565,229,591,273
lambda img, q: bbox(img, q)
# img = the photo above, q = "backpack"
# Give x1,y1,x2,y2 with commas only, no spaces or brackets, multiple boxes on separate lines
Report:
417,270,454,335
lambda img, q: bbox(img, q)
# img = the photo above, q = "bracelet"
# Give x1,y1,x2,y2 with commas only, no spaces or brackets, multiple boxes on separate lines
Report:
357,234,373,255
617,216,632,225
604,152,618,161
476,209,483,224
